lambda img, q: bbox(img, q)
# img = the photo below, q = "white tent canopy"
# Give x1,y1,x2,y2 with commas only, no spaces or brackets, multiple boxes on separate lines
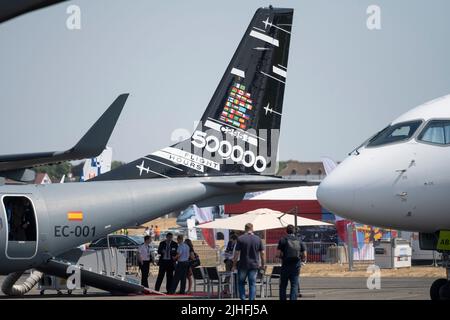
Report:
196,208,331,231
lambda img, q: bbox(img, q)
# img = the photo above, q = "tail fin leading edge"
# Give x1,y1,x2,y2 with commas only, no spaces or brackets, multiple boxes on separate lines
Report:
95,7,293,181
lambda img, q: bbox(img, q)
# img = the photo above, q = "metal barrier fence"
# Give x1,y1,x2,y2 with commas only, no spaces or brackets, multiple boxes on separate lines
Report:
118,245,223,276
118,249,140,275
194,246,222,266
265,242,374,264
119,242,373,275
266,242,337,264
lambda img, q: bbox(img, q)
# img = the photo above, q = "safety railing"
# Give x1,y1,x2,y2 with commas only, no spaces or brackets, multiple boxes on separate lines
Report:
120,242,375,276
193,246,222,266
265,242,365,264
118,248,141,275
119,245,223,276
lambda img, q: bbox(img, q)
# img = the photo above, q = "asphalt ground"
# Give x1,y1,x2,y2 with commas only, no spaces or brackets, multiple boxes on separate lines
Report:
0,275,434,300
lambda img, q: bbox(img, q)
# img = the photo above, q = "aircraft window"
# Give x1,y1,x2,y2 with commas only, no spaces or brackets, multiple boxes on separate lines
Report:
367,121,422,147
3,196,37,241
418,120,450,145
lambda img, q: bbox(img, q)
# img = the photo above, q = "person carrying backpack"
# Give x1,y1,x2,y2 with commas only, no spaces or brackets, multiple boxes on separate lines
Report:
277,224,307,300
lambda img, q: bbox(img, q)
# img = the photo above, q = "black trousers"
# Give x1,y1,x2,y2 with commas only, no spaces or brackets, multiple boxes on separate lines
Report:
279,261,301,300
155,260,175,292
139,261,150,288
170,261,190,294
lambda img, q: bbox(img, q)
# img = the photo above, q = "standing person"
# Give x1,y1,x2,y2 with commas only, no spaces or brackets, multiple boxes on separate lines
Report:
144,227,150,237
170,235,191,294
154,225,161,241
223,233,238,295
5,200,12,239
149,225,155,240
233,223,265,301
184,238,198,294
138,236,153,288
277,225,307,300
155,232,178,293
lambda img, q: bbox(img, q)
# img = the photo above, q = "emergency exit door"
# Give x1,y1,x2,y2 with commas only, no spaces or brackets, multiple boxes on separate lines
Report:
2,195,38,259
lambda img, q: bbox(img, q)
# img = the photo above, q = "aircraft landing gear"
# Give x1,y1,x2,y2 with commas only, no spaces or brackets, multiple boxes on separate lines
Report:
430,252,450,300
430,279,448,300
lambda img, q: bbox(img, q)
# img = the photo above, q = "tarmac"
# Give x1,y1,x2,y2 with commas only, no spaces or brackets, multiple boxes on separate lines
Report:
0,275,434,300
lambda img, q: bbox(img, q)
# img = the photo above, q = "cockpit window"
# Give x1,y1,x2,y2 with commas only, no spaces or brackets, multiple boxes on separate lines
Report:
367,120,422,147
418,120,450,145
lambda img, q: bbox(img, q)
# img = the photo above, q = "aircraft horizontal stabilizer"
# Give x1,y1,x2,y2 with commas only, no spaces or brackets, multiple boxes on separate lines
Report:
202,178,319,192
69,94,128,158
0,0,68,23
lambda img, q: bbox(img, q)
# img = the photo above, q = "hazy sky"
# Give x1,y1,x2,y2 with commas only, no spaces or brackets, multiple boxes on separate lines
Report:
1,0,450,163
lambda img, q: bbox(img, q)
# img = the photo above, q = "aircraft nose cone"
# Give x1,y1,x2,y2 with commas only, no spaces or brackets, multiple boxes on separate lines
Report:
317,168,355,218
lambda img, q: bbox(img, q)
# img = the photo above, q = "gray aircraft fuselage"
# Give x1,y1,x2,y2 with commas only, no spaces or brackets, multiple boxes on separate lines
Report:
0,175,291,274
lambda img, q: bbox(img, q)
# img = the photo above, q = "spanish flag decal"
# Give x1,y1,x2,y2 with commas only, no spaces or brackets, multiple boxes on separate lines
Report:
67,211,83,221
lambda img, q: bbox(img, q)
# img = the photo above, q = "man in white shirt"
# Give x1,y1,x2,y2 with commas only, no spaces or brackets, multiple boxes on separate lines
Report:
138,235,152,288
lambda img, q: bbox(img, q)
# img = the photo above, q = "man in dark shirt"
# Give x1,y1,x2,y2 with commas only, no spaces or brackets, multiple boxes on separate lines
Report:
277,224,307,300
155,232,178,293
233,223,265,300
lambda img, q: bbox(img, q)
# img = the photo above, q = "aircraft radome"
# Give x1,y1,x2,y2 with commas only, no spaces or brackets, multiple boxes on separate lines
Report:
318,94,450,300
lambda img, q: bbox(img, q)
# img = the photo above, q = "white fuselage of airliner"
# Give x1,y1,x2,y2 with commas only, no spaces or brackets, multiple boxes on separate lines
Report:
318,94,450,233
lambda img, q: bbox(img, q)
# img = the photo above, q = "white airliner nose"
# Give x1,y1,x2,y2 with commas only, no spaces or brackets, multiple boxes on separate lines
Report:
317,163,356,218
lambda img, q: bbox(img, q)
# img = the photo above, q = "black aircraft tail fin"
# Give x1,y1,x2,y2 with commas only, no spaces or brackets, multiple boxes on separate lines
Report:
94,7,293,181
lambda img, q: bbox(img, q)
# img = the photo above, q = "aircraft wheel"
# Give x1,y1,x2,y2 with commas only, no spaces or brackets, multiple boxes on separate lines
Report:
430,278,447,300
439,281,450,300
